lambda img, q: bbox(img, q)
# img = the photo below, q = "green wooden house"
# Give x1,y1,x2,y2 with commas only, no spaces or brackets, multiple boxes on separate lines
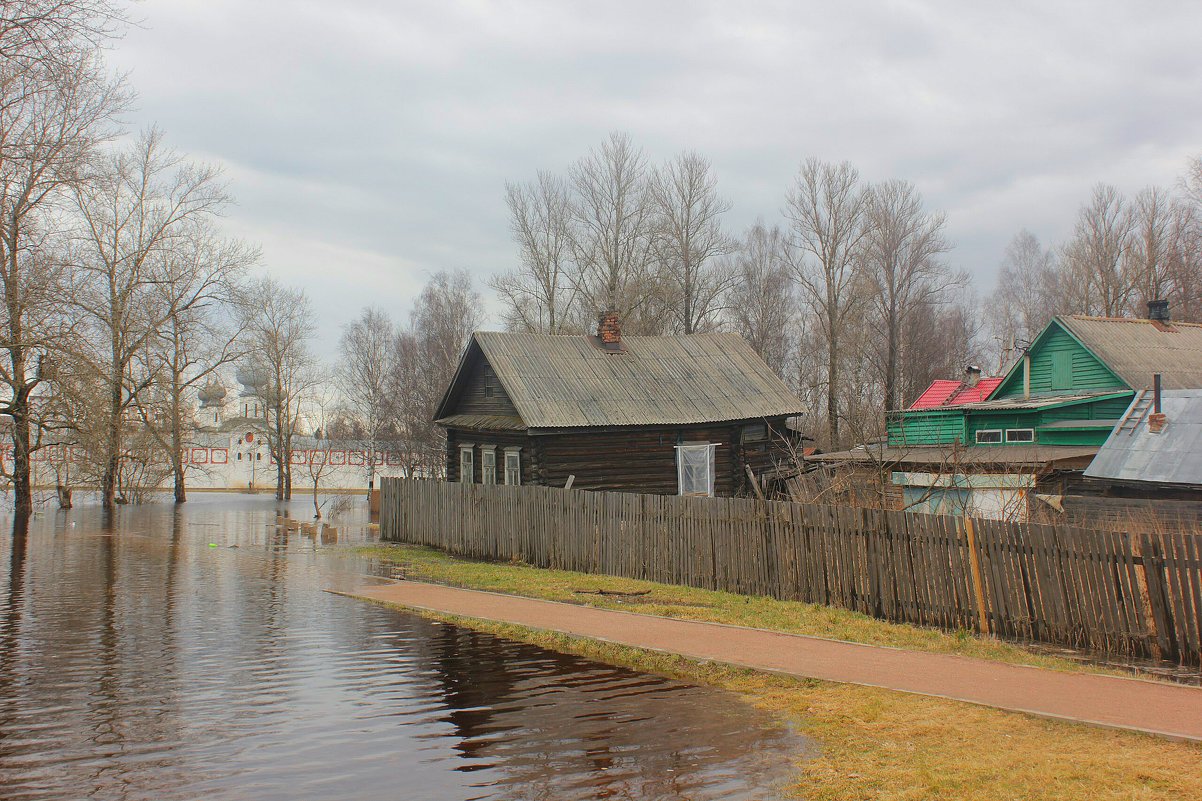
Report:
889,312,1202,450
819,306,1202,518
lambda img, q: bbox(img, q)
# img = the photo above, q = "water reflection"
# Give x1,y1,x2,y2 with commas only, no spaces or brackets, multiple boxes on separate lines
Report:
0,495,806,800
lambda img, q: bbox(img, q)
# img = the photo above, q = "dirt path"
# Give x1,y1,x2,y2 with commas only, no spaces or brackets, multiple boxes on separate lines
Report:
334,579,1202,743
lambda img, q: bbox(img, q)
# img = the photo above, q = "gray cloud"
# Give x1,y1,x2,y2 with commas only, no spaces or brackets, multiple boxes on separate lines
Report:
107,0,1202,357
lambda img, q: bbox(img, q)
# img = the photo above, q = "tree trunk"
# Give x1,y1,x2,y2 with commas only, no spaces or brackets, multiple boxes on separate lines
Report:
827,329,840,447
10,396,32,516
173,464,187,503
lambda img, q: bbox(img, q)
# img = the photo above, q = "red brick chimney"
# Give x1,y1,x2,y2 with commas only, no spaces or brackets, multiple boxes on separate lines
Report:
597,309,621,346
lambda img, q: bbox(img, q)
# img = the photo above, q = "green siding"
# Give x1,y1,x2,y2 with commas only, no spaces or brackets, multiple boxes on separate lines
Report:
994,323,1127,398
887,410,965,446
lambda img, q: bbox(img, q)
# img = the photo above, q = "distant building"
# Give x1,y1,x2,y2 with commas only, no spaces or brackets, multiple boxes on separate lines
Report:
817,302,1202,519
433,312,807,497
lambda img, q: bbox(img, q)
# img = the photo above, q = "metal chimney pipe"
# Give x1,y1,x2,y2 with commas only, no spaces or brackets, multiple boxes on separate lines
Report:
1153,373,1162,414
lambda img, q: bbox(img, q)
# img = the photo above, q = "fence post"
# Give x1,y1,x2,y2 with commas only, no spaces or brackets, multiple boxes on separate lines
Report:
963,516,991,635
1130,535,1163,661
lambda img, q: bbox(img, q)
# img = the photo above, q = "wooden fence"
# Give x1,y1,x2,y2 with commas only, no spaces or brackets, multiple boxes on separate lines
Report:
380,478,1202,666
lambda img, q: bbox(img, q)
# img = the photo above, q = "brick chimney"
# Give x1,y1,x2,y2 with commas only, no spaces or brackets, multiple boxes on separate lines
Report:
964,365,981,388
1147,299,1170,323
597,309,621,347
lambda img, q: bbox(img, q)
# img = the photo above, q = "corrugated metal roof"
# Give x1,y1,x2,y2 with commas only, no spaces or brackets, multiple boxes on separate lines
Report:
911,380,963,408
910,377,1004,409
1058,315,1202,390
1084,389,1202,486
815,444,1099,467
461,331,806,428
898,391,1128,415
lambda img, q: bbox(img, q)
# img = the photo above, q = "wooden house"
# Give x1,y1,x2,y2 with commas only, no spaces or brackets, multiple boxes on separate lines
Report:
433,313,806,497
817,302,1202,518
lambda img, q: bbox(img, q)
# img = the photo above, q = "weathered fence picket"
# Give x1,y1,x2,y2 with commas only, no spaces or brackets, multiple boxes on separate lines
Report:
380,478,1202,666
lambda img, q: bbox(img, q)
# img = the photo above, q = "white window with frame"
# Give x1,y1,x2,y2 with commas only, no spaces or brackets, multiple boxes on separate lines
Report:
504,447,521,485
974,429,1003,444
1005,428,1034,443
481,447,497,484
676,443,717,497
459,445,474,483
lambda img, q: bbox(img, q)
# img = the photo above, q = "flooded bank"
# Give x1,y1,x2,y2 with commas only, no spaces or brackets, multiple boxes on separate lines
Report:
0,494,809,801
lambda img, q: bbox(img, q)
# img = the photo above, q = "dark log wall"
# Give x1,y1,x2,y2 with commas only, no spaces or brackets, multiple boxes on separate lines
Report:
445,428,538,485
444,417,798,496
451,353,520,418
535,424,735,495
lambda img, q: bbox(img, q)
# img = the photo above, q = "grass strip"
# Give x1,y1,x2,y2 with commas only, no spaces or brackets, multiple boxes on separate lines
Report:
351,543,1130,674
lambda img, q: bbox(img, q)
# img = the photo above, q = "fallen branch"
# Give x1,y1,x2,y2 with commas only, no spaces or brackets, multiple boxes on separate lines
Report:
572,588,651,597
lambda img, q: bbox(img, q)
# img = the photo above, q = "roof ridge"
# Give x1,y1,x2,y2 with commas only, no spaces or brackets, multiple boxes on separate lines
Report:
1065,314,1202,329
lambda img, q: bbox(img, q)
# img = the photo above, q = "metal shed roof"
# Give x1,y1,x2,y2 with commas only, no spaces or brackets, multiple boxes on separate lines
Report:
443,331,806,429
1084,390,1202,486
1058,316,1202,390
815,444,1099,467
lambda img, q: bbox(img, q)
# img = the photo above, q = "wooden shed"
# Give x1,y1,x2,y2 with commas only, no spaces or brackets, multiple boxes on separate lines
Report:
433,315,806,497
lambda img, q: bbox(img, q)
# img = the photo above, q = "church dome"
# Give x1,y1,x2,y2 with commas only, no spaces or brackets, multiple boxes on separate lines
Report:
236,363,269,396
198,379,227,407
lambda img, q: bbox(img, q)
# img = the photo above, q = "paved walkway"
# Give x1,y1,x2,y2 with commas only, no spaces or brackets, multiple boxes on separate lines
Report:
334,579,1202,743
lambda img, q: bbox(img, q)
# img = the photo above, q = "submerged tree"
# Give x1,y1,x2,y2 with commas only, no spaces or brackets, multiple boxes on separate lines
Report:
0,4,126,513
71,129,233,510
242,276,316,501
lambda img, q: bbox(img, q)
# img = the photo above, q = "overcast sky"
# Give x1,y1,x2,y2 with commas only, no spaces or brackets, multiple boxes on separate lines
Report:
107,1,1202,357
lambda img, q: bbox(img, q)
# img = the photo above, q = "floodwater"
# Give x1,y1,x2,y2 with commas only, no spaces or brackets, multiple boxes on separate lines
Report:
0,494,808,801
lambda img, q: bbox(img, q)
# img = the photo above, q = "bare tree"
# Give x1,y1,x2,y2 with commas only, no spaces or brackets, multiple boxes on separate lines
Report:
0,0,127,68
862,179,957,412
785,158,871,447
649,151,737,334
391,270,481,474
71,129,233,510
242,276,316,501
725,220,795,377
491,172,580,333
568,132,658,330
337,306,395,494
987,230,1060,369
135,227,255,503
1061,184,1134,317
0,26,124,512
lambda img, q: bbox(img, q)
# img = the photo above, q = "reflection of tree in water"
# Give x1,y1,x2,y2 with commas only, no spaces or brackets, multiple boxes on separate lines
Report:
422,622,800,801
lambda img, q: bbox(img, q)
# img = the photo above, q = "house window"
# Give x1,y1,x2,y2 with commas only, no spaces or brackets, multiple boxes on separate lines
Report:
1005,428,1034,443
237,452,243,461
676,443,716,497
483,367,495,398
504,448,521,485
975,429,1003,444
742,423,767,442
481,447,497,484
459,446,474,483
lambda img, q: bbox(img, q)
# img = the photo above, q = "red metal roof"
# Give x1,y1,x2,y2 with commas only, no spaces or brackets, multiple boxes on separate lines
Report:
911,380,964,409
909,377,1003,409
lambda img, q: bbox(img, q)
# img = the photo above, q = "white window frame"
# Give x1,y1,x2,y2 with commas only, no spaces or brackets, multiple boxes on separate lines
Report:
504,447,522,486
676,443,717,497
459,445,474,483
481,446,497,485
974,429,1003,444
1005,428,1035,443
